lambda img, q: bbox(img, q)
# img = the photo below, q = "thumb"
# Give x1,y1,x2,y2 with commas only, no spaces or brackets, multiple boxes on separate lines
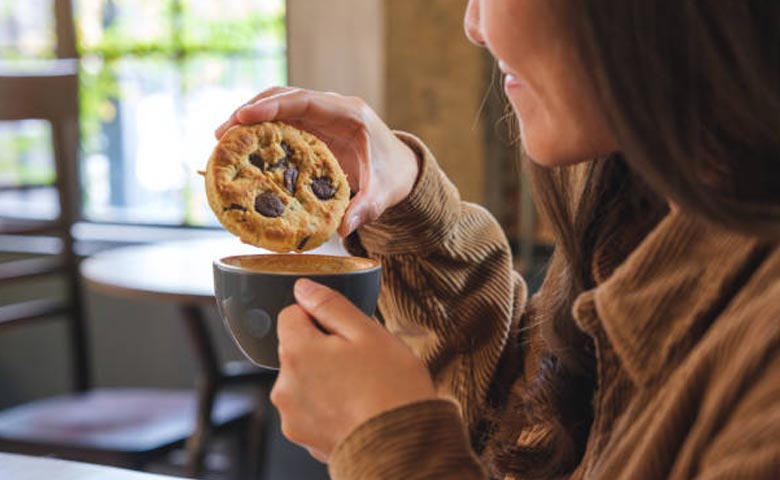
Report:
293,279,373,339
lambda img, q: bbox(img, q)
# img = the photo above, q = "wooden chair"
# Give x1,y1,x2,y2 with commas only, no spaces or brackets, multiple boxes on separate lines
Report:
0,1,273,477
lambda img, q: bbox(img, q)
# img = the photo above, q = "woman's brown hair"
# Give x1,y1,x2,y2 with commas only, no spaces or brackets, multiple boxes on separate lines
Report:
482,2,780,478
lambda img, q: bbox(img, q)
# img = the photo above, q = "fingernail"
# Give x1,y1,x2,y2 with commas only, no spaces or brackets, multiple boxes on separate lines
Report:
235,104,253,120
347,215,360,234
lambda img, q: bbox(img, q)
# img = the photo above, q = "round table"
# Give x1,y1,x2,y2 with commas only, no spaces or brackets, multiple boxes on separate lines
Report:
80,235,348,304
79,234,347,475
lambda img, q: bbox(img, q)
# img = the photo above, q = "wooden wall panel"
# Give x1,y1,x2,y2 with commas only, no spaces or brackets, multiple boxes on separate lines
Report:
384,0,486,204
286,0,385,114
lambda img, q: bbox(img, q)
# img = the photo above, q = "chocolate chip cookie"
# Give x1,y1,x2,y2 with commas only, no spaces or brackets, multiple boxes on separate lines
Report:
204,122,349,252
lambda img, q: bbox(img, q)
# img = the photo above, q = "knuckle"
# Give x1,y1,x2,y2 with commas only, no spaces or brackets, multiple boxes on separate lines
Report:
279,421,301,443
269,385,283,407
365,200,383,222
311,288,343,312
287,87,305,97
262,85,283,95
269,379,288,407
253,86,300,107
309,448,328,463
352,98,374,123
276,329,290,347
277,345,296,368
277,305,296,330
346,95,365,107
277,305,305,341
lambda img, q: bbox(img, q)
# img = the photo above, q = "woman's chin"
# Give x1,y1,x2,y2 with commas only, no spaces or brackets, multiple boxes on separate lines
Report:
522,139,582,168
514,106,615,167
515,117,572,167
521,132,602,168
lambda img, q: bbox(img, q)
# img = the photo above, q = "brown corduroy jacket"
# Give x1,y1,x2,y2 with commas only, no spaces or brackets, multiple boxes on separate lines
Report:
328,133,780,479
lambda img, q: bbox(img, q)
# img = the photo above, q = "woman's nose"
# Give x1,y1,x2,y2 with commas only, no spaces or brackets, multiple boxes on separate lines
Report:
464,0,486,47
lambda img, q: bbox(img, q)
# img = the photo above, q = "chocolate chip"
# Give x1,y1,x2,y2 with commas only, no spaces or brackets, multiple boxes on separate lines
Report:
311,177,336,200
224,203,247,212
268,158,287,170
254,192,285,217
262,141,295,171
297,236,310,250
284,166,299,193
249,153,265,171
281,141,294,161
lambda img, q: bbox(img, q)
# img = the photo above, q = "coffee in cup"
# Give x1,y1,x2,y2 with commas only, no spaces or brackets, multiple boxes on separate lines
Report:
221,254,378,274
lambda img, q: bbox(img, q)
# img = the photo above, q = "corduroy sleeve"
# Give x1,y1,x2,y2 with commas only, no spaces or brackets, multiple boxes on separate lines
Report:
330,132,527,479
329,400,487,480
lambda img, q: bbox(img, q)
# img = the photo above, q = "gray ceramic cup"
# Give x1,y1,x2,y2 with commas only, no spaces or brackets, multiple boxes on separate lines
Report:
213,254,381,369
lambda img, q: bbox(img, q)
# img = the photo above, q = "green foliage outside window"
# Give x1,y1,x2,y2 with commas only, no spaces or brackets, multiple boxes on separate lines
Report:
77,0,285,158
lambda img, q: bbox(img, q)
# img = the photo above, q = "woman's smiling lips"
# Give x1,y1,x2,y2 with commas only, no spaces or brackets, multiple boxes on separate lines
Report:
499,60,522,91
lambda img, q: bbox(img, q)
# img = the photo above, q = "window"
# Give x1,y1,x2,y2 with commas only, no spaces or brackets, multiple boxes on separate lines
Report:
0,0,286,227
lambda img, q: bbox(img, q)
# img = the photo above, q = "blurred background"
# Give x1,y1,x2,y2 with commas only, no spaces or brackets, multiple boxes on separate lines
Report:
1,0,285,226
0,1,549,479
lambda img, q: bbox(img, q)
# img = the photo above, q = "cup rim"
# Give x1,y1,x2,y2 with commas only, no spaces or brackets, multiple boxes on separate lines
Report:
213,253,381,277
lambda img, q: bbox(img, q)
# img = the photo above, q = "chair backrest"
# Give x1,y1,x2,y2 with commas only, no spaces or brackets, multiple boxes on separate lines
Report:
0,0,88,392
54,0,77,59
0,61,81,225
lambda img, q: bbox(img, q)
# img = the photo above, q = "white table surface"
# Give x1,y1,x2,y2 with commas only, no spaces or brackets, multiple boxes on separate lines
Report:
0,452,178,480
80,235,349,304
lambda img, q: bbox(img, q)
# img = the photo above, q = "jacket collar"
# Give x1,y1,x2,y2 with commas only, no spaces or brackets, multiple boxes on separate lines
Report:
573,209,766,387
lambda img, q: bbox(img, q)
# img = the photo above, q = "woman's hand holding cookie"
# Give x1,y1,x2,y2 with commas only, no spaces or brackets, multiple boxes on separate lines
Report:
215,87,420,236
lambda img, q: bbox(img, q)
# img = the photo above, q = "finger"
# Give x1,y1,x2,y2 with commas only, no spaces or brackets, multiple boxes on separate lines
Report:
338,160,379,236
338,210,359,238
235,90,360,129
214,86,297,139
277,304,324,352
307,447,328,464
216,86,296,138
339,191,385,237
245,85,299,108
293,279,373,339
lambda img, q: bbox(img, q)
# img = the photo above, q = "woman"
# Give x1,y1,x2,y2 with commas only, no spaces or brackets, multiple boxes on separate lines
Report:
216,1,780,478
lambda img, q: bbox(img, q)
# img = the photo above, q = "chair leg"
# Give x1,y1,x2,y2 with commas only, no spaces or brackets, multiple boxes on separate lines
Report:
233,418,252,480
179,304,224,478
246,396,273,480
186,380,217,478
